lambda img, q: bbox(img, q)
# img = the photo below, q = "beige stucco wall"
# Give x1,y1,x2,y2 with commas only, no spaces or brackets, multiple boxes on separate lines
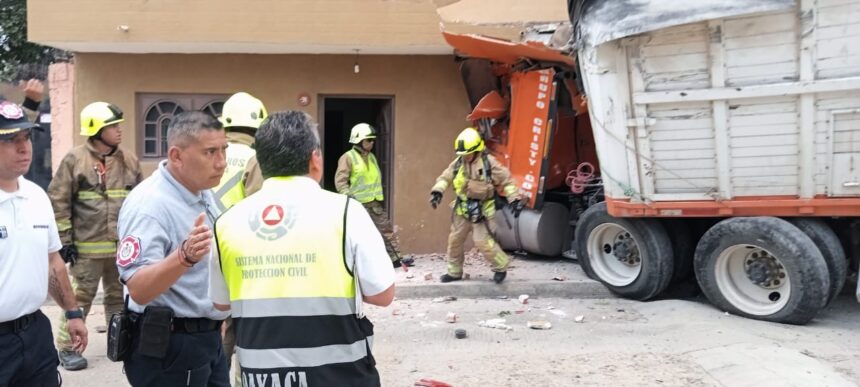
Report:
71,53,470,253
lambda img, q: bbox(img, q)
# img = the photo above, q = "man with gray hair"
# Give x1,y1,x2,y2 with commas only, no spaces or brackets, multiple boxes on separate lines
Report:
211,111,395,386
117,111,230,386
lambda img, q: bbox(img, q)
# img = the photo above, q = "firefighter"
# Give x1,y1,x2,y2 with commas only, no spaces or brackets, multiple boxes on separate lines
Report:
212,91,267,211
48,101,142,370
430,127,524,284
211,92,267,386
335,123,412,268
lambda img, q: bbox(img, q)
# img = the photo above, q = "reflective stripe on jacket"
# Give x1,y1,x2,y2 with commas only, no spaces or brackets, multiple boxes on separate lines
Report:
213,132,256,211
48,141,142,258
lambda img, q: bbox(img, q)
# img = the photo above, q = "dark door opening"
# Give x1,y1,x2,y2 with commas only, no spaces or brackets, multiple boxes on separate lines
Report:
320,96,394,213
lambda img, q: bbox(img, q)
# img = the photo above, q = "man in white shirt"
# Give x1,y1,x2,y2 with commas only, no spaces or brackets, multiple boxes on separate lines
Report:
0,99,87,386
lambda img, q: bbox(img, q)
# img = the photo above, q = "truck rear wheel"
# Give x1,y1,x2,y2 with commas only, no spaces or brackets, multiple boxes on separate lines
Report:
694,217,829,324
575,202,673,300
787,218,847,306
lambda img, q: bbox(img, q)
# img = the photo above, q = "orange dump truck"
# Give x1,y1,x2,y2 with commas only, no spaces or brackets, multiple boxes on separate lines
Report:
444,0,860,324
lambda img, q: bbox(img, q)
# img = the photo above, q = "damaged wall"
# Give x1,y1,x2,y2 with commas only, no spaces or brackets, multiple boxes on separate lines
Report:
71,53,471,253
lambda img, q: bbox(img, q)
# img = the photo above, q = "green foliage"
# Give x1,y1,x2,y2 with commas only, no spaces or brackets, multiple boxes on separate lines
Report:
0,0,68,81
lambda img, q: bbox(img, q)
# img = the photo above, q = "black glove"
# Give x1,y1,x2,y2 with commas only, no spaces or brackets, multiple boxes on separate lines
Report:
430,191,443,209
511,199,525,218
60,245,79,266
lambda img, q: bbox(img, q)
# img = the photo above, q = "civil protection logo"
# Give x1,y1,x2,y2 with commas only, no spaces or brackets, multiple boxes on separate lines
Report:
249,204,296,241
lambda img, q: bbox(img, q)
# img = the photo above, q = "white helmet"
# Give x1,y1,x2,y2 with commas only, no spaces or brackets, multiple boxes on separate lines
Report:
349,123,377,144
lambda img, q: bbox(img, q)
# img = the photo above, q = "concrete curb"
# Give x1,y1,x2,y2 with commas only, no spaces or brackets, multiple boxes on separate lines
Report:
395,280,615,300
48,280,614,307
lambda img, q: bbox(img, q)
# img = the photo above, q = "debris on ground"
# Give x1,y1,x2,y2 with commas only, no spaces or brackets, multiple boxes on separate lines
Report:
552,276,566,281
454,329,467,339
478,318,513,331
406,273,415,279
446,312,458,323
424,272,433,281
574,315,585,323
393,309,403,316
415,378,454,387
515,310,526,314
96,325,108,333
496,295,509,300
463,273,471,280
527,320,553,330
432,296,458,303
518,294,530,304
498,310,512,317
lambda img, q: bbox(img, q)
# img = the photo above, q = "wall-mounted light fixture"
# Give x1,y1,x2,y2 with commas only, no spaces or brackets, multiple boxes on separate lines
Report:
353,49,360,74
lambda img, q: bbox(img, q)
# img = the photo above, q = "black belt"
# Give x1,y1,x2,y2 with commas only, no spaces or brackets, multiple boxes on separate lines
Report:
129,312,222,334
171,317,222,334
0,311,37,335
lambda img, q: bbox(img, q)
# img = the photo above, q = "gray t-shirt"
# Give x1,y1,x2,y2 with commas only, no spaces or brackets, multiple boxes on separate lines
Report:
117,160,228,319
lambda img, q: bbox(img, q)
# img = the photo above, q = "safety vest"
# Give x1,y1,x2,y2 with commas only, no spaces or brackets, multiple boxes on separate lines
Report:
213,142,256,211
215,177,379,386
452,154,497,218
347,149,384,204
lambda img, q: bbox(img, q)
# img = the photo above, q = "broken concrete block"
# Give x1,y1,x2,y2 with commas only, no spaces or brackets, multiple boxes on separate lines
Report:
527,320,552,330
478,318,513,331
446,312,458,323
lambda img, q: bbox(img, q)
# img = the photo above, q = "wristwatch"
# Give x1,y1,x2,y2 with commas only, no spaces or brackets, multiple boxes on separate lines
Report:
64,309,84,320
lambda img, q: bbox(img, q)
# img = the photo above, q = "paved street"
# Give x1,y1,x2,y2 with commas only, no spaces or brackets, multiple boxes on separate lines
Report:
45,254,860,387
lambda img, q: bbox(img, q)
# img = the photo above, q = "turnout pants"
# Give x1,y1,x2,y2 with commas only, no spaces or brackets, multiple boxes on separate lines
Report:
363,201,401,262
445,215,510,277
0,310,60,387
56,256,123,351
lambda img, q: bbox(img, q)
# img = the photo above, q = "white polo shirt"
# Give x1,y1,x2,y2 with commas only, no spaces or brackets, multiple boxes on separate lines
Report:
0,177,62,322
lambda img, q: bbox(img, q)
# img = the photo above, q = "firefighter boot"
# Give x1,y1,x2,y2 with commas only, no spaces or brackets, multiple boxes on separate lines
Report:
59,350,88,371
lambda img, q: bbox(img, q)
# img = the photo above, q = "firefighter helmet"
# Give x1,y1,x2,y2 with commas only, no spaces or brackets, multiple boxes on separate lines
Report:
454,127,484,155
349,123,377,144
220,92,267,130
80,102,124,137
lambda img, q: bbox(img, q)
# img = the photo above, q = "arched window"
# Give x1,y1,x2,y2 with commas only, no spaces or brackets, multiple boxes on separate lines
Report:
142,100,184,158
201,100,224,119
137,93,228,159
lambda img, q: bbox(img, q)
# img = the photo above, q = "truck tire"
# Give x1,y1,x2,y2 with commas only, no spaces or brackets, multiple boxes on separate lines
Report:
662,219,694,283
575,202,674,300
788,218,847,306
694,217,830,324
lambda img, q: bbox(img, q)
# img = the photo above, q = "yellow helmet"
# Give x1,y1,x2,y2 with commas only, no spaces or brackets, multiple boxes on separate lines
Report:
455,127,484,155
349,123,377,144
80,102,123,137
220,92,267,130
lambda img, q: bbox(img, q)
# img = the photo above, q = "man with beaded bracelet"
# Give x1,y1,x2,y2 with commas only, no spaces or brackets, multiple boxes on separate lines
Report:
116,111,230,386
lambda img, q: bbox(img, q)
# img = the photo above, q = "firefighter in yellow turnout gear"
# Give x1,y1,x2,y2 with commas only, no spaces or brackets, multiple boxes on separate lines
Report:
335,123,412,268
431,127,524,284
48,102,142,370
212,92,267,211
211,92,267,386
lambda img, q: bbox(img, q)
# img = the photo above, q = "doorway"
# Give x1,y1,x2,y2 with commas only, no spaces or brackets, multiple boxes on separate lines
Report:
319,96,394,213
